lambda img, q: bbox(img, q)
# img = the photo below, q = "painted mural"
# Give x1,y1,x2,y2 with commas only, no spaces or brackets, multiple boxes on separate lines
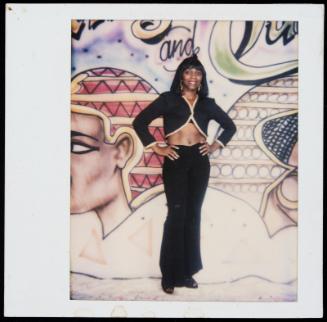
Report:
70,20,298,301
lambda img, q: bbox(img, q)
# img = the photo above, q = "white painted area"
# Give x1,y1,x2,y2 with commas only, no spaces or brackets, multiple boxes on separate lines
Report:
70,188,297,287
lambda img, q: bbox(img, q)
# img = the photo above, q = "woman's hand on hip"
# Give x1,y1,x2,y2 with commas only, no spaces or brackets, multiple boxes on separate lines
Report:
199,141,222,155
152,144,180,160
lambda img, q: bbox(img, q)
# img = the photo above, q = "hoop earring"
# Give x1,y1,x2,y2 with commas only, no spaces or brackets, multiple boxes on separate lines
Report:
198,84,201,92
180,81,184,92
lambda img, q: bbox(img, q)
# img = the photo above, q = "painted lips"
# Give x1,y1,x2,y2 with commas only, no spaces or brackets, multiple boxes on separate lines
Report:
187,81,198,86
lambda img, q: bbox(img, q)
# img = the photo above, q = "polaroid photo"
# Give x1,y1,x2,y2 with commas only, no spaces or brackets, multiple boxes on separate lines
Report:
5,3,324,318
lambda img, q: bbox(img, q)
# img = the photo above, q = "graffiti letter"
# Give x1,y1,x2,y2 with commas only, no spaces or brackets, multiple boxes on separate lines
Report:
131,20,172,44
265,21,298,45
209,21,298,85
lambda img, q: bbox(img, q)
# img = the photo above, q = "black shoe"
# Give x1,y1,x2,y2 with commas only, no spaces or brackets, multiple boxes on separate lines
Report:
174,280,185,287
184,276,198,288
161,279,174,294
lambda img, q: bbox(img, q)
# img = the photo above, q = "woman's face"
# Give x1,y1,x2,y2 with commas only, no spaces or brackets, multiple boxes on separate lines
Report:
181,67,203,92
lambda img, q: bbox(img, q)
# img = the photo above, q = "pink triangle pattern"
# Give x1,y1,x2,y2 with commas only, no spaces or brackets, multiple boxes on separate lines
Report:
131,190,142,200
149,127,165,141
76,78,154,95
129,174,163,189
143,152,164,167
89,67,129,77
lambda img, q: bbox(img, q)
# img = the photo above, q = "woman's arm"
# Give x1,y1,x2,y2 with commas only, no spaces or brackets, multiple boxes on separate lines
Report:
132,93,180,160
208,98,237,148
132,93,166,149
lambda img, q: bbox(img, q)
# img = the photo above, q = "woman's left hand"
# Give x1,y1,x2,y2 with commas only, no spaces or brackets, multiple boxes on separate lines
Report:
199,141,221,155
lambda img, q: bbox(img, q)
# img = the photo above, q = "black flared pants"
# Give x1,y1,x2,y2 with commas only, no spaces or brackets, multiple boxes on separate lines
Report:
159,143,210,287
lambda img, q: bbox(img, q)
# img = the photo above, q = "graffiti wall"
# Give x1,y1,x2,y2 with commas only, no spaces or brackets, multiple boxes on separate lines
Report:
70,20,298,301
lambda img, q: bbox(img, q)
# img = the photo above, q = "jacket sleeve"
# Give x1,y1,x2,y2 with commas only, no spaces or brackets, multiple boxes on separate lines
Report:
132,93,166,148
209,98,237,148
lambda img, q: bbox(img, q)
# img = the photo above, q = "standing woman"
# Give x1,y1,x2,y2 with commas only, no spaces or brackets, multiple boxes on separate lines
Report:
133,54,236,294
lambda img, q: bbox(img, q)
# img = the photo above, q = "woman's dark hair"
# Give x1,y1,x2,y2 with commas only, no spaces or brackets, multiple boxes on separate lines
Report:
170,54,209,98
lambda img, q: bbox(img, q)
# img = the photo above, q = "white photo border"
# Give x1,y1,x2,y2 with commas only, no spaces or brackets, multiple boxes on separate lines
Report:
5,3,324,318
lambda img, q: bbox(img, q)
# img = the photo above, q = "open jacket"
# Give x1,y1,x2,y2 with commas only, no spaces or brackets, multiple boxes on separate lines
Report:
132,91,237,149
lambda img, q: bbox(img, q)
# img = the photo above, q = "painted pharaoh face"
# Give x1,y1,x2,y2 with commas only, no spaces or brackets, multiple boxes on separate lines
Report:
181,67,203,92
70,113,123,213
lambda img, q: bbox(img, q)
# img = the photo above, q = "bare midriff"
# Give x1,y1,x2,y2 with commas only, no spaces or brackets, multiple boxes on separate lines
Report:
166,122,206,146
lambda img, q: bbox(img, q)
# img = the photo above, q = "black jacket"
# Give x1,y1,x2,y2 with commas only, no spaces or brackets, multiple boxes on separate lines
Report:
132,91,237,149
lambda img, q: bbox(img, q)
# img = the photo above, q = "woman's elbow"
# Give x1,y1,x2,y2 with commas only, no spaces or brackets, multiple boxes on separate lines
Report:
231,122,237,134
227,121,237,135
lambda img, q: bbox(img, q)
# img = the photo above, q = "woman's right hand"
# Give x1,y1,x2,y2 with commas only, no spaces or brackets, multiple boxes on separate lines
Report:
151,144,180,160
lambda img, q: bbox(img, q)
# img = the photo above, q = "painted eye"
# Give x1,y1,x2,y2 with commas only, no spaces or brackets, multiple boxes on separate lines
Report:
71,142,99,154
72,143,91,153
